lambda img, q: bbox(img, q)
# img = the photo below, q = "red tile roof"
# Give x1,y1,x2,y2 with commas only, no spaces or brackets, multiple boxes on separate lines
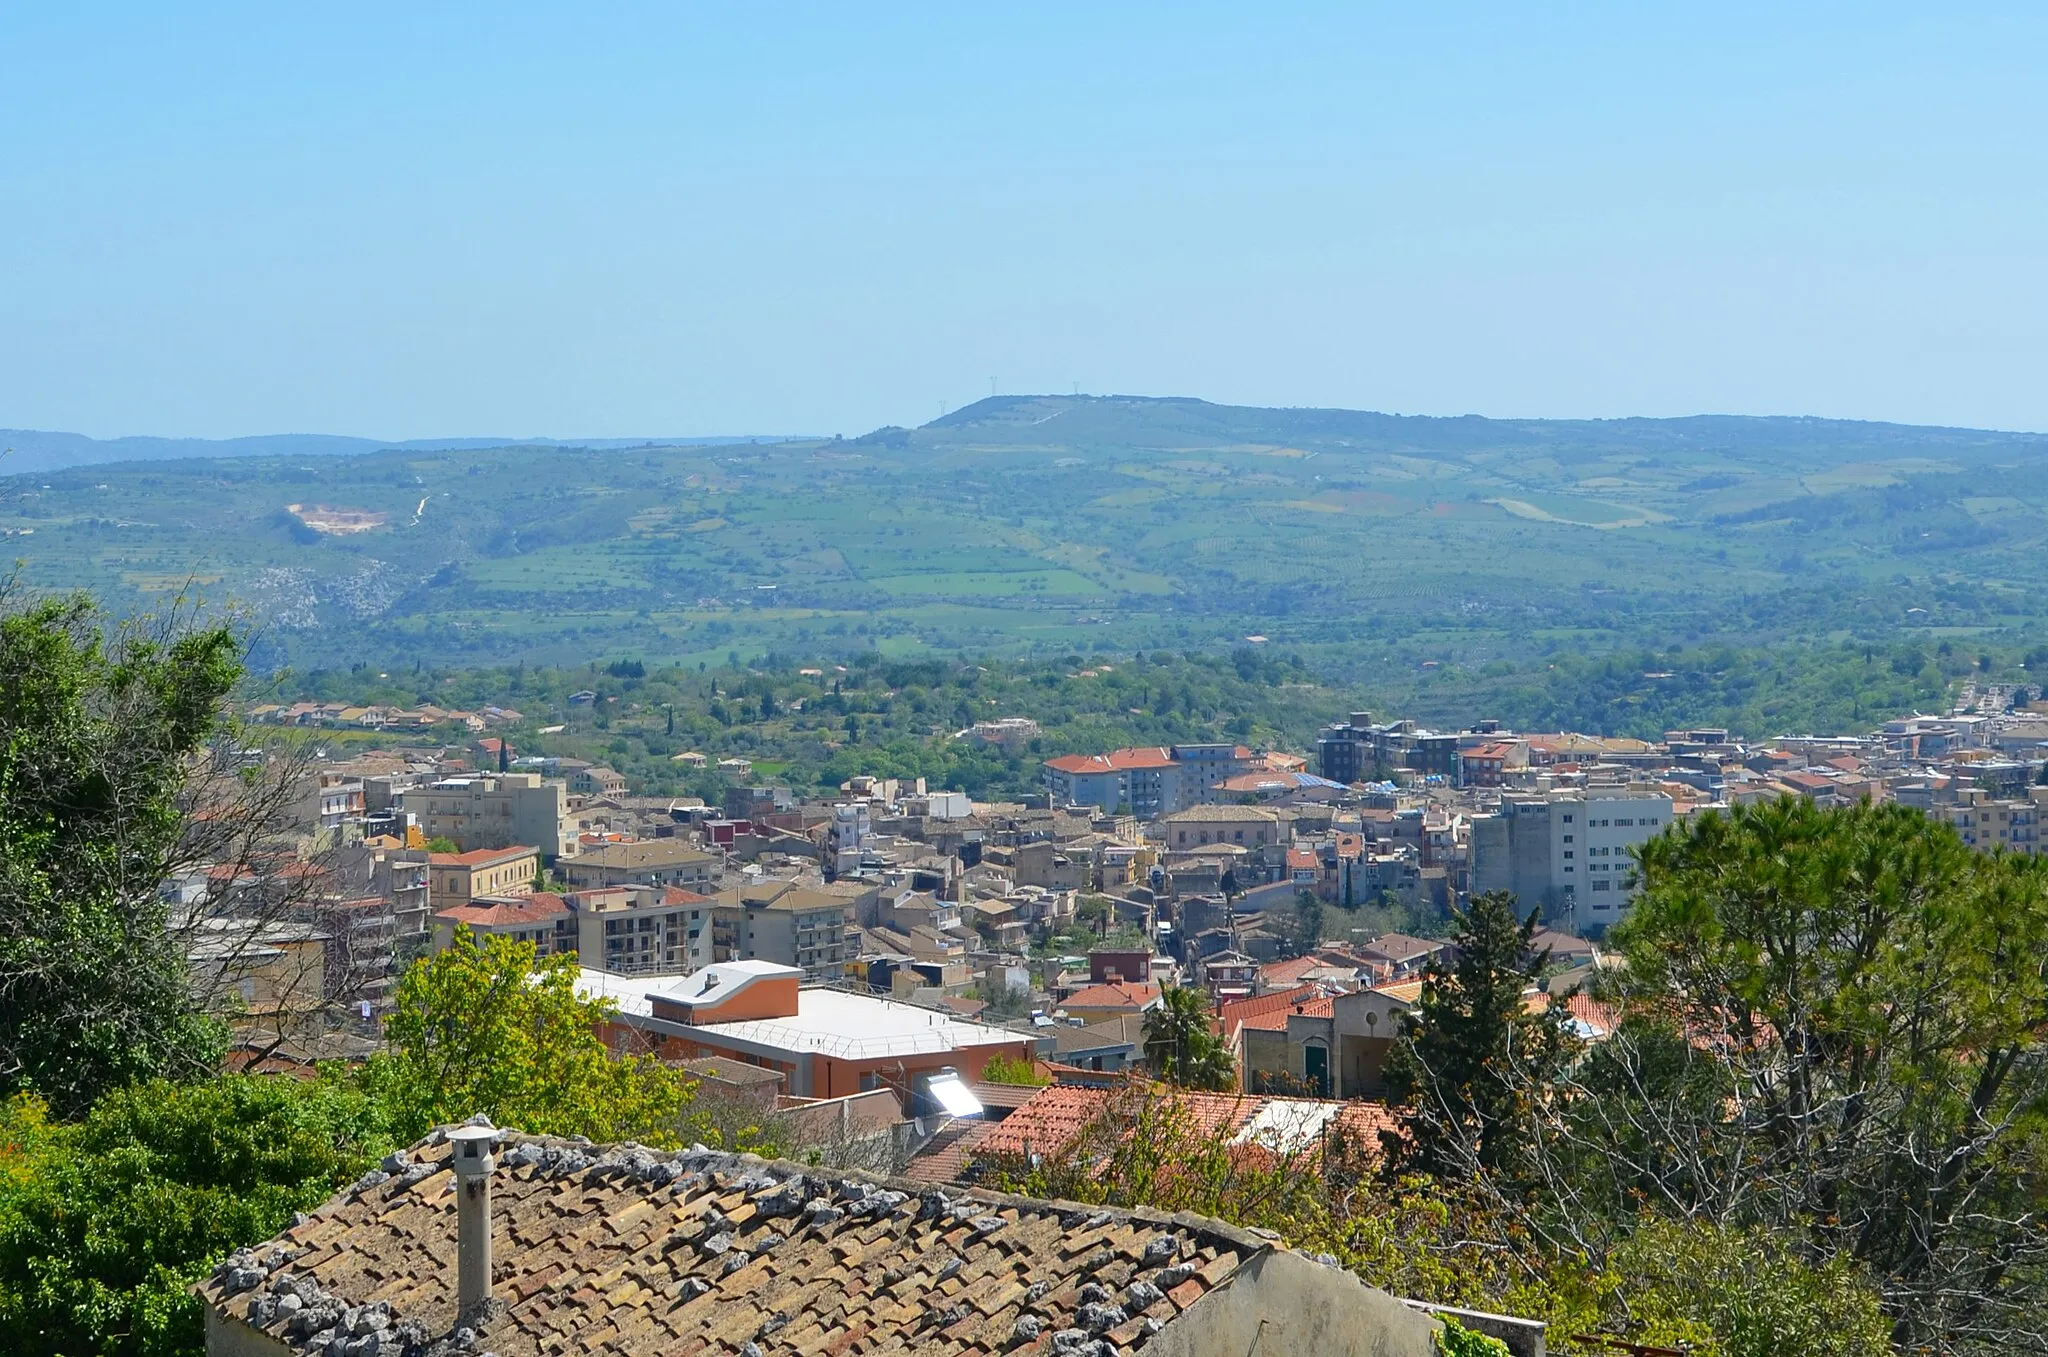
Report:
436,893,566,928
1061,981,1161,1012
1218,985,1322,1040
964,1083,1398,1168
1255,956,1326,989
1043,747,1176,775
1234,995,1334,1033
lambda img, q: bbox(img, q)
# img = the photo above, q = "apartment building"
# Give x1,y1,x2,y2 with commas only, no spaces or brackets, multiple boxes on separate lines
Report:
1316,715,1460,785
1468,789,1674,932
573,885,714,975
557,839,723,891
1157,804,1287,850
433,884,713,976
427,845,540,910
709,878,850,981
1936,786,2045,854
399,772,570,859
1041,743,1254,816
433,892,572,955
568,765,629,798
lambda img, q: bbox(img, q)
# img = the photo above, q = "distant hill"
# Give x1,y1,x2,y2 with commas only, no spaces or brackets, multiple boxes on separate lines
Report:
6,393,2047,686
916,395,2041,468
0,429,807,475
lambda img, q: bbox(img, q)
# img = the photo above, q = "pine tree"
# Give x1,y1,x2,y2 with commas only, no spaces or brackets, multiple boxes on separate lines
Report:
1382,891,1566,1177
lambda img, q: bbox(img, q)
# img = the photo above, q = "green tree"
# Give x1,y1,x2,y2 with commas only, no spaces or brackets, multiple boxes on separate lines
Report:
361,927,695,1145
425,835,459,853
1382,891,1568,1177
1293,887,1325,954
1143,985,1235,1091
1610,1217,1892,1357
979,1052,1050,1087
0,591,241,1115
1584,799,2048,1352
0,1075,390,1357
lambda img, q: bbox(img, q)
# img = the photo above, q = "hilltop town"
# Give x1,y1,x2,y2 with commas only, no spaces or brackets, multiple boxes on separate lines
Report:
201,665,2048,1110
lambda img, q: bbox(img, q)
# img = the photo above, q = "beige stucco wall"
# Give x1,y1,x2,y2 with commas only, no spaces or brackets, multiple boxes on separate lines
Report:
1148,1248,1443,1357
205,1307,294,1357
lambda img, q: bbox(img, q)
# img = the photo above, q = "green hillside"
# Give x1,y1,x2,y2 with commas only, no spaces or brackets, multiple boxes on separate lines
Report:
6,395,2047,702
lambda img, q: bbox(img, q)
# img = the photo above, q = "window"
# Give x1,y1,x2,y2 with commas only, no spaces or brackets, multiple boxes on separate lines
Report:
1563,834,1573,843
1563,851,1573,860
1563,813,1574,824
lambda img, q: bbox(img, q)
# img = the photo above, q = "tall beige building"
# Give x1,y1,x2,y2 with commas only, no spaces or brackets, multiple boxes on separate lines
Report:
399,773,570,859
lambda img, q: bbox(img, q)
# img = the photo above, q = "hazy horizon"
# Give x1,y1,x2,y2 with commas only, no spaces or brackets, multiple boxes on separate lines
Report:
4,6,2046,439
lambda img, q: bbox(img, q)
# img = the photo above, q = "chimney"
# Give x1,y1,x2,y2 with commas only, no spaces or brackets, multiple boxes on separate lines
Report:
448,1125,498,1321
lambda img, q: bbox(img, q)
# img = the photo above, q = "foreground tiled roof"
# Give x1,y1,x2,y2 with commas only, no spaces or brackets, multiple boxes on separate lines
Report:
201,1137,1271,1357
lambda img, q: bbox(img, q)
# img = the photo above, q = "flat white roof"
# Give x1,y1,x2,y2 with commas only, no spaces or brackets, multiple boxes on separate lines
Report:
578,968,1021,1061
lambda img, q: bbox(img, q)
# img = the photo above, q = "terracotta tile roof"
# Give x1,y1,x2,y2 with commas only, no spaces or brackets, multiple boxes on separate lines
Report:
899,1119,985,1186
1234,996,1334,1033
1217,985,1324,1041
971,1082,1049,1111
1358,933,1447,965
972,1085,1109,1157
1255,956,1326,989
202,1138,1270,1357
1157,804,1282,824
434,893,567,929
1060,982,1160,1012
964,1084,1397,1170
1524,990,1621,1039
1373,978,1425,1005
1043,747,1177,775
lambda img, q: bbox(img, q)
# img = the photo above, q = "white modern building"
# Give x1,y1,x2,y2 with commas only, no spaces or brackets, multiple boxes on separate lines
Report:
1469,788,1675,932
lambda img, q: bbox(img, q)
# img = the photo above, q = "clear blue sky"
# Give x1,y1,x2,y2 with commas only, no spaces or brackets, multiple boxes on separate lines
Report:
3,4,2045,439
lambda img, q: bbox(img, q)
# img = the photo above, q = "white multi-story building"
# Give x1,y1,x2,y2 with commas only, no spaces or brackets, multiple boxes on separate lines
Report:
1469,788,1675,933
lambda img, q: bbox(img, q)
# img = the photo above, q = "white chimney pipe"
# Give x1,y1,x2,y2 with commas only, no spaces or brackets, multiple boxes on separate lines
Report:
448,1126,498,1320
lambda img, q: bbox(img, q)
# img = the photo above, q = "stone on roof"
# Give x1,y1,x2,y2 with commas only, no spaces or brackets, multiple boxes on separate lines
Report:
197,1136,1446,1357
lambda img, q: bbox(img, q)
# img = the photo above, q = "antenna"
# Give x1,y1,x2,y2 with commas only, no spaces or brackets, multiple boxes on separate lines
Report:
1072,381,1080,396
988,376,997,397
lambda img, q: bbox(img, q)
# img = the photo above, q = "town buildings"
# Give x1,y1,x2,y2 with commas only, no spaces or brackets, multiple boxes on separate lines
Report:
1041,743,1255,816
707,878,851,981
1468,790,1673,932
400,772,571,859
426,845,540,911
432,884,714,976
1317,714,1460,784
558,839,723,891
581,960,1033,1099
